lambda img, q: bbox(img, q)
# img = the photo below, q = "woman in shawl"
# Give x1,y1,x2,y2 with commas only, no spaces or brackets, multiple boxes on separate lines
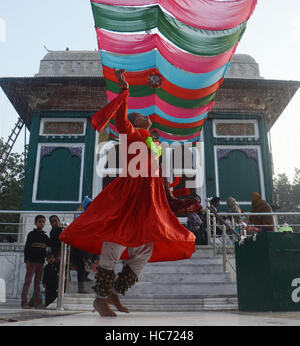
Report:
226,196,242,224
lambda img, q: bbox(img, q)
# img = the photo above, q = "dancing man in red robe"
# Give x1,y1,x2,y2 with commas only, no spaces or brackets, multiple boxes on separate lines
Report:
59,69,196,317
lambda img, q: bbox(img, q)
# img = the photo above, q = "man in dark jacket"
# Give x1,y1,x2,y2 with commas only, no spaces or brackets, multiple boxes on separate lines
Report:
49,214,89,293
21,215,51,309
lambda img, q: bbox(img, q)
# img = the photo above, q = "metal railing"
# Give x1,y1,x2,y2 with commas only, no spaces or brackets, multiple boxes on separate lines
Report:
206,206,300,274
1,209,300,310
0,210,80,243
56,208,300,310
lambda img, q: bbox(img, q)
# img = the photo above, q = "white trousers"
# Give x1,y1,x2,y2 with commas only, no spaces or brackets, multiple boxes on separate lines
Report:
99,241,153,276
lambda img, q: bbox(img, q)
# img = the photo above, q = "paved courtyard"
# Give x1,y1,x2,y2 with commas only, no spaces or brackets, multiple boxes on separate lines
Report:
0,306,300,326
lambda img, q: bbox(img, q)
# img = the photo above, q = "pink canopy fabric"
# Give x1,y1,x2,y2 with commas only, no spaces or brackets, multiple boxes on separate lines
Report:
92,0,257,30
91,0,258,142
96,29,239,74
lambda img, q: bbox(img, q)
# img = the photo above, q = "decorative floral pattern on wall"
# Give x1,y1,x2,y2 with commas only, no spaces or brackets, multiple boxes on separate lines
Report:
40,146,83,160
217,148,258,162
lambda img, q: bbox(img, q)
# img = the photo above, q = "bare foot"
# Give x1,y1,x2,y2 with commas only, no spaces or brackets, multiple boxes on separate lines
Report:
92,298,117,317
108,293,130,313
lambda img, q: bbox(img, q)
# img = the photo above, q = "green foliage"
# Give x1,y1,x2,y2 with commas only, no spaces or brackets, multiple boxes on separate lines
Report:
273,169,300,232
0,137,25,242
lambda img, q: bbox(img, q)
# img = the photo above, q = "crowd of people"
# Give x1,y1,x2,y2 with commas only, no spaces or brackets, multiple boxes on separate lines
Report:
181,192,275,246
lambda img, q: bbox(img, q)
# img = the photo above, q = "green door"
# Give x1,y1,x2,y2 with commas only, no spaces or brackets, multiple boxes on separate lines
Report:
36,146,82,201
217,148,261,201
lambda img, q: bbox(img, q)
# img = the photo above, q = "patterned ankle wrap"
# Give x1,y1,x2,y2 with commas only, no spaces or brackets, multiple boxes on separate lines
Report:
92,266,116,297
113,264,138,296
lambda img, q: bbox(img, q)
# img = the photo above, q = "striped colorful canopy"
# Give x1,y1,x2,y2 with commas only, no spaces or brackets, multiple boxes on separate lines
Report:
90,0,257,143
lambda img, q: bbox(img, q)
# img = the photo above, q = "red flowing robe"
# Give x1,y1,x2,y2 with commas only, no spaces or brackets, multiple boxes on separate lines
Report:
59,89,195,262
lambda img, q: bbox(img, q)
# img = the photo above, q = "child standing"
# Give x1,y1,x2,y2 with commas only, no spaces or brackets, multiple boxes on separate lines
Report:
21,215,51,309
49,215,63,260
42,253,59,307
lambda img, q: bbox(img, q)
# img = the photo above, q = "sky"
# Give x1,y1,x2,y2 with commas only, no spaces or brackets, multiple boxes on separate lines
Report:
0,0,299,182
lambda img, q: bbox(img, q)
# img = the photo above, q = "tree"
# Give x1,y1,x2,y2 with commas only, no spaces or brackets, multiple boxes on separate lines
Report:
273,169,300,232
0,138,25,242
292,168,300,210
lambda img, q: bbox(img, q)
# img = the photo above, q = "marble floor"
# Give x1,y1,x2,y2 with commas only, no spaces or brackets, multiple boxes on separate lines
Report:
0,308,300,326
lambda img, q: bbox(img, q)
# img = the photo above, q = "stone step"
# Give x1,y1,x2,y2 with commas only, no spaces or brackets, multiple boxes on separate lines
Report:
64,293,238,300
72,264,226,286
63,295,237,302
62,248,237,311
146,257,222,266
51,296,238,311
68,272,232,289
68,272,234,290
67,282,237,297
66,281,237,297
189,247,214,257
125,282,237,296
134,264,224,274
140,265,223,275
4,297,238,311
59,303,238,312
95,259,223,276
137,272,233,283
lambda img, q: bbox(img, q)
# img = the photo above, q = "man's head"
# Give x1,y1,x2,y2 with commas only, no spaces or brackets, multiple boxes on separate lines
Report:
211,197,221,208
35,215,46,230
128,112,152,130
49,215,61,229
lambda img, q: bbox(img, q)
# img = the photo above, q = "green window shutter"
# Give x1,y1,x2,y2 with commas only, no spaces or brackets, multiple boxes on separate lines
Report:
36,146,82,201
